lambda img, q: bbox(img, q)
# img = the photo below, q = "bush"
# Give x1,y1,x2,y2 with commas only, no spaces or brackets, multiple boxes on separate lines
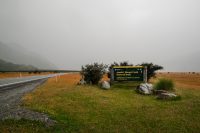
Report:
81,63,107,85
154,78,175,91
139,63,163,81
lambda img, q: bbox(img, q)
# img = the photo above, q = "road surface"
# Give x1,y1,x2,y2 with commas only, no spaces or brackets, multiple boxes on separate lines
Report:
0,73,64,89
0,73,66,125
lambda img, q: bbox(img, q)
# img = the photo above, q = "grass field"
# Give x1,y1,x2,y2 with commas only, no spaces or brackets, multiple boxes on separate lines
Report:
0,73,200,133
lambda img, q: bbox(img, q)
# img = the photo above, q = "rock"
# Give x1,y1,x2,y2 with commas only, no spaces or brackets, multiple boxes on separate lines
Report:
153,90,168,95
157,92,177,100
100,81,110,89
136,83,153,95
78,79,86,85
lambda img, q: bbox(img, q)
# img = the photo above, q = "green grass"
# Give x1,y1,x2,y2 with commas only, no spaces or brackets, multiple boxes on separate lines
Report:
0,119,49,133
1,79,200,133
154,78,175,91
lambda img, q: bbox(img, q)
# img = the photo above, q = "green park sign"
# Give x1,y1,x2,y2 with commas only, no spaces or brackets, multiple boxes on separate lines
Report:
111,66,147,82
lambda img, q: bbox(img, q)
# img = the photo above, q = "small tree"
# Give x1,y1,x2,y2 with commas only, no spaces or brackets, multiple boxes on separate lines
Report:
81,63,107,85
119,61,133,66
139,62,163,81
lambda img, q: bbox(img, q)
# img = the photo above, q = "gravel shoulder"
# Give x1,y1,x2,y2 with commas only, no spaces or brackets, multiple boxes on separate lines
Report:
0,79,56,126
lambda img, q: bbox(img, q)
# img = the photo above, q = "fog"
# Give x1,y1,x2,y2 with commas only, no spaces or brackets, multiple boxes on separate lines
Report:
0,0,200,71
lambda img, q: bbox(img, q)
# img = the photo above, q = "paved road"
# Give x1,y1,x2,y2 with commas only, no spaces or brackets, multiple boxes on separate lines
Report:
0,79,56,125
0,73,65,88
0,73,66,125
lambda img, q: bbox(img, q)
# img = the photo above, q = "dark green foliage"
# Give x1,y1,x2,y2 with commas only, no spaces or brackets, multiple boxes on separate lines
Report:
81,63,107,85
154,78,175,91
119,61,133,66
139,62,163,81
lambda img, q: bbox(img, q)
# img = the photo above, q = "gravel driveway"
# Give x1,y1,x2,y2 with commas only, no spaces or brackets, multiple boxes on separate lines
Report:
0,79,56,126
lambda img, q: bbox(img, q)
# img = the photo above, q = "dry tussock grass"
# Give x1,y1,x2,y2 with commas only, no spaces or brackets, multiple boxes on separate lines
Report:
156,72,200,89
101,74,109,82
23,73,81,104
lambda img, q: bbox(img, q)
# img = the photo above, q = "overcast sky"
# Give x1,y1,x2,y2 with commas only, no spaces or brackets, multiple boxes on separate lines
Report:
0,0,200,71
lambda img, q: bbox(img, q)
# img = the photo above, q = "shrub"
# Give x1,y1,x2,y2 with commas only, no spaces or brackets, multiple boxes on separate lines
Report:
81,63,107,85
139,63,163,81
154,78,175,91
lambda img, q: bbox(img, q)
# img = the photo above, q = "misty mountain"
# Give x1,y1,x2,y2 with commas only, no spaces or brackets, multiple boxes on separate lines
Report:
0,42,57,69
0,59,37,71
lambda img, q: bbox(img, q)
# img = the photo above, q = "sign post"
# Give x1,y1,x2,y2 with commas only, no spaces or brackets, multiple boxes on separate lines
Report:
143,66,147,83
110,68,114,84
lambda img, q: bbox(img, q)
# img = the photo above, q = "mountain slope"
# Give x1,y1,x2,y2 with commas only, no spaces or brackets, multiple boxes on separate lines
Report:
0,42,56,69
0,59,37,71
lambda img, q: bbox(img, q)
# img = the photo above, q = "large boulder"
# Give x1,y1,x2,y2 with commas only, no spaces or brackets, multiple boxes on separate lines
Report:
77,79,86,85
157,92,178,100
100,81,111,89
153,90,168,95
136,83,153,95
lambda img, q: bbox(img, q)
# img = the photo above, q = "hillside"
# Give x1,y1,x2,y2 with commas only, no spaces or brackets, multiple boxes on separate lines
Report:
0,59,37,71
0,42,56,69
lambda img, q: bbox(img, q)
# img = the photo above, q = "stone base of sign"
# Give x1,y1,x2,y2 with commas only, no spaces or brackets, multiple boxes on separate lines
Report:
100,81,111,89
77,79,86,85
136,83,153,95
157,92,178,100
